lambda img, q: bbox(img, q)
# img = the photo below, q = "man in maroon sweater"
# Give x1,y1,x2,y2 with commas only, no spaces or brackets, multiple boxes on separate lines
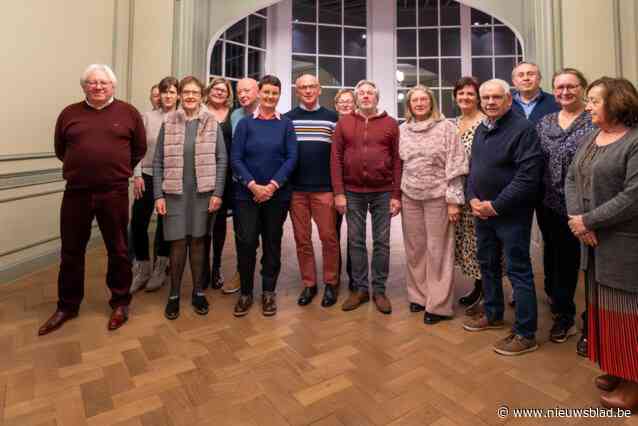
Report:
38,64,146,336
331,80,402,314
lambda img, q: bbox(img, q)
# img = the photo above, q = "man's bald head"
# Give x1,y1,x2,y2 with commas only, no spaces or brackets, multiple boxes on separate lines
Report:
236,78,259,110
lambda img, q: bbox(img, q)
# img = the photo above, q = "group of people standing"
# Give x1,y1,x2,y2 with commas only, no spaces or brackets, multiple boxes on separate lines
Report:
39,60,638,411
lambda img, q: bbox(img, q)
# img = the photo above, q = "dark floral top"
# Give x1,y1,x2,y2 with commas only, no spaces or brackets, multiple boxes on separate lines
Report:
537,111,595,216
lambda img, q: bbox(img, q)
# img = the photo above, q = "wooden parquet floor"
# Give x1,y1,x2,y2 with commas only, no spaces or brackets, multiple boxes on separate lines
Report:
2,218,637,426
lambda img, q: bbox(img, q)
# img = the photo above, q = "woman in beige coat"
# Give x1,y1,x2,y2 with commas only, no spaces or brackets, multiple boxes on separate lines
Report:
399,85,468,324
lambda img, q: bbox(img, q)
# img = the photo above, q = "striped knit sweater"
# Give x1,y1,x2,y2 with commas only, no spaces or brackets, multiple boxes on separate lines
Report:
284,106,338,192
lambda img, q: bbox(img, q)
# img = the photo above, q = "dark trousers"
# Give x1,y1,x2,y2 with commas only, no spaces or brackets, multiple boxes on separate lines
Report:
537,205,580,321
335,213,353,288
57,187,132,312
235,198,289,295
346,191,391,294
475,210,537,338
130,174,169,260
202,196,239,284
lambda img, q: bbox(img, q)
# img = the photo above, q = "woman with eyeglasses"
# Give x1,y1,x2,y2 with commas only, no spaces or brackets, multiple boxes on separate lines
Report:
536,68,594,347
231,74,297,317
129,76,179,293
565,77,638,411
201,78,234,291
153,76,227,320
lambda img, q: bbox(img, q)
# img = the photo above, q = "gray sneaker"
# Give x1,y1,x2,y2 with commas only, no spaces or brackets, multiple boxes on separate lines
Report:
493,333,539,356
145,256,169,292
130,260,151,293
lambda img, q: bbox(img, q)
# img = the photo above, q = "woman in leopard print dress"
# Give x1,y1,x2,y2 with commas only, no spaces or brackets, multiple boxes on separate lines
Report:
451,77,485,310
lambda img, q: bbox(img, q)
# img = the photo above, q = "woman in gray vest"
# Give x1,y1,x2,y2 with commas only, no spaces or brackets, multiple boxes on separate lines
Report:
566,77,638,411
153,76,227,320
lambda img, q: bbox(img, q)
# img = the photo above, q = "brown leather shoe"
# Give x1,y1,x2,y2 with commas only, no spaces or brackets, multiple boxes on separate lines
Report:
342,290,369,311
596,374,622,392
38,309,78,336
600,380,638,412
373,293,392,314
108,306,129,330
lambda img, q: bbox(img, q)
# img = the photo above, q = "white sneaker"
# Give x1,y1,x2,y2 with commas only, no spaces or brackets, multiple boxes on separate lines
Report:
130,260,152,293
146,256,169,292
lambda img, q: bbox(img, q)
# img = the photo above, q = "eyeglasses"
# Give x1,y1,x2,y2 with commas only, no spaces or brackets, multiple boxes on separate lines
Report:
181,90,202,96
554,84,580,92
86,80,112,88
210,87,228,94
336,100,354,105
297,84,318,91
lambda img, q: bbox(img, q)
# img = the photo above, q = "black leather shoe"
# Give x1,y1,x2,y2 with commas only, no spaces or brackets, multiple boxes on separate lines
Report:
424,312,452,325
459,280,482,307
298,286,318,306
410,303,425,313
321,284,338,307
577,334,588,357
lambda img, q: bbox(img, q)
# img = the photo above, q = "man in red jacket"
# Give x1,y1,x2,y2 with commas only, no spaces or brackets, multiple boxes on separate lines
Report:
39,64,146,336
331,80,402,314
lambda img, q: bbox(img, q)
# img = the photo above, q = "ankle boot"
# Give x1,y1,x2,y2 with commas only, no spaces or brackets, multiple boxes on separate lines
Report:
459,279,482,307
146,256,169,292
130,260,152,292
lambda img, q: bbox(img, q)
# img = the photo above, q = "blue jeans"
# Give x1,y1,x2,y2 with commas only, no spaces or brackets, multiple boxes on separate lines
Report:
345,191,391,294
475,210,537,338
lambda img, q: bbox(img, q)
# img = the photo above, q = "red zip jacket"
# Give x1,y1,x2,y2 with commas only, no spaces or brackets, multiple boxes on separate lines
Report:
330,110,402,199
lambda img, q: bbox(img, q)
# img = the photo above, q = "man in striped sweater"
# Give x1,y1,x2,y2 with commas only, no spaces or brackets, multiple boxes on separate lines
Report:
284,74,340,307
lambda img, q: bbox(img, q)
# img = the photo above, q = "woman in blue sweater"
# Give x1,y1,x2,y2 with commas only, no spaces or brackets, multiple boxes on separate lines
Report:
231,75,298,317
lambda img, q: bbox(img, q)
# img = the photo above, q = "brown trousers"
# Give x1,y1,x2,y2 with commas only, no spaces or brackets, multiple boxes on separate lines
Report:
290,191,339,286
401,195,455,316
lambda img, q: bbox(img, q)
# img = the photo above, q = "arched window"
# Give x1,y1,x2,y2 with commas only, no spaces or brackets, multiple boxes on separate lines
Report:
396,0,522,119
209,9,269,89
291,0,367,109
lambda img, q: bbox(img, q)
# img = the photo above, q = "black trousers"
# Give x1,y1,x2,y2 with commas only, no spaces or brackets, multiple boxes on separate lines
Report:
335,212,353,287
202,193,240,284
130,174,170,260
537,205,581,320
235,198,290,295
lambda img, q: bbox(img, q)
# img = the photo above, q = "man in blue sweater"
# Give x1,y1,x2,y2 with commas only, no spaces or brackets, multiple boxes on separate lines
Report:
463,79,543,356
285,75,340,307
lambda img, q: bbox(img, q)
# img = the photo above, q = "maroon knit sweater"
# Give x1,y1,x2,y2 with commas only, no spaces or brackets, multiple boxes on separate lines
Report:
54,99,146,190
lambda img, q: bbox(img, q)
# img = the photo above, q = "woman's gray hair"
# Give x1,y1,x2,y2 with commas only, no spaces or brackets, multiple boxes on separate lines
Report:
80,64,117,88
479,78,511,96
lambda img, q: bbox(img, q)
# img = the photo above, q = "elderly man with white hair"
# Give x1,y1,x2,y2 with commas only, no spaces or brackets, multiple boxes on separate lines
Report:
39,64,146,336
331,79,402,315
462,78,543,356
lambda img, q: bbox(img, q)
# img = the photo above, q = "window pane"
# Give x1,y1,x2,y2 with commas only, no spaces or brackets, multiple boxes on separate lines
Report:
319,87,339,112
319,25,341,55
293,0,316,22
516,39,523,56
471,26,492,56
418,0,438,27
230,80,239,109
419,58,439,87
472,57,493,84
494,26,516,55
247,48,265,80
441,58,461,87
292,23,316,54
440,28,460,56
397,29,417,57
292,55,316,82
344,58,366,87
397,59,417,88
397,89,409,120
441,88,456,118
440,0,460,26
343,0,366,26
210,40,223,76
225,19,246,44
319,56,342,86
319,0,341,24
419,28,438,57
248,15,267,48
471,8,492,26
495,57,516,81
225,43,245,79
397,0,416,27
344,28,367,56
